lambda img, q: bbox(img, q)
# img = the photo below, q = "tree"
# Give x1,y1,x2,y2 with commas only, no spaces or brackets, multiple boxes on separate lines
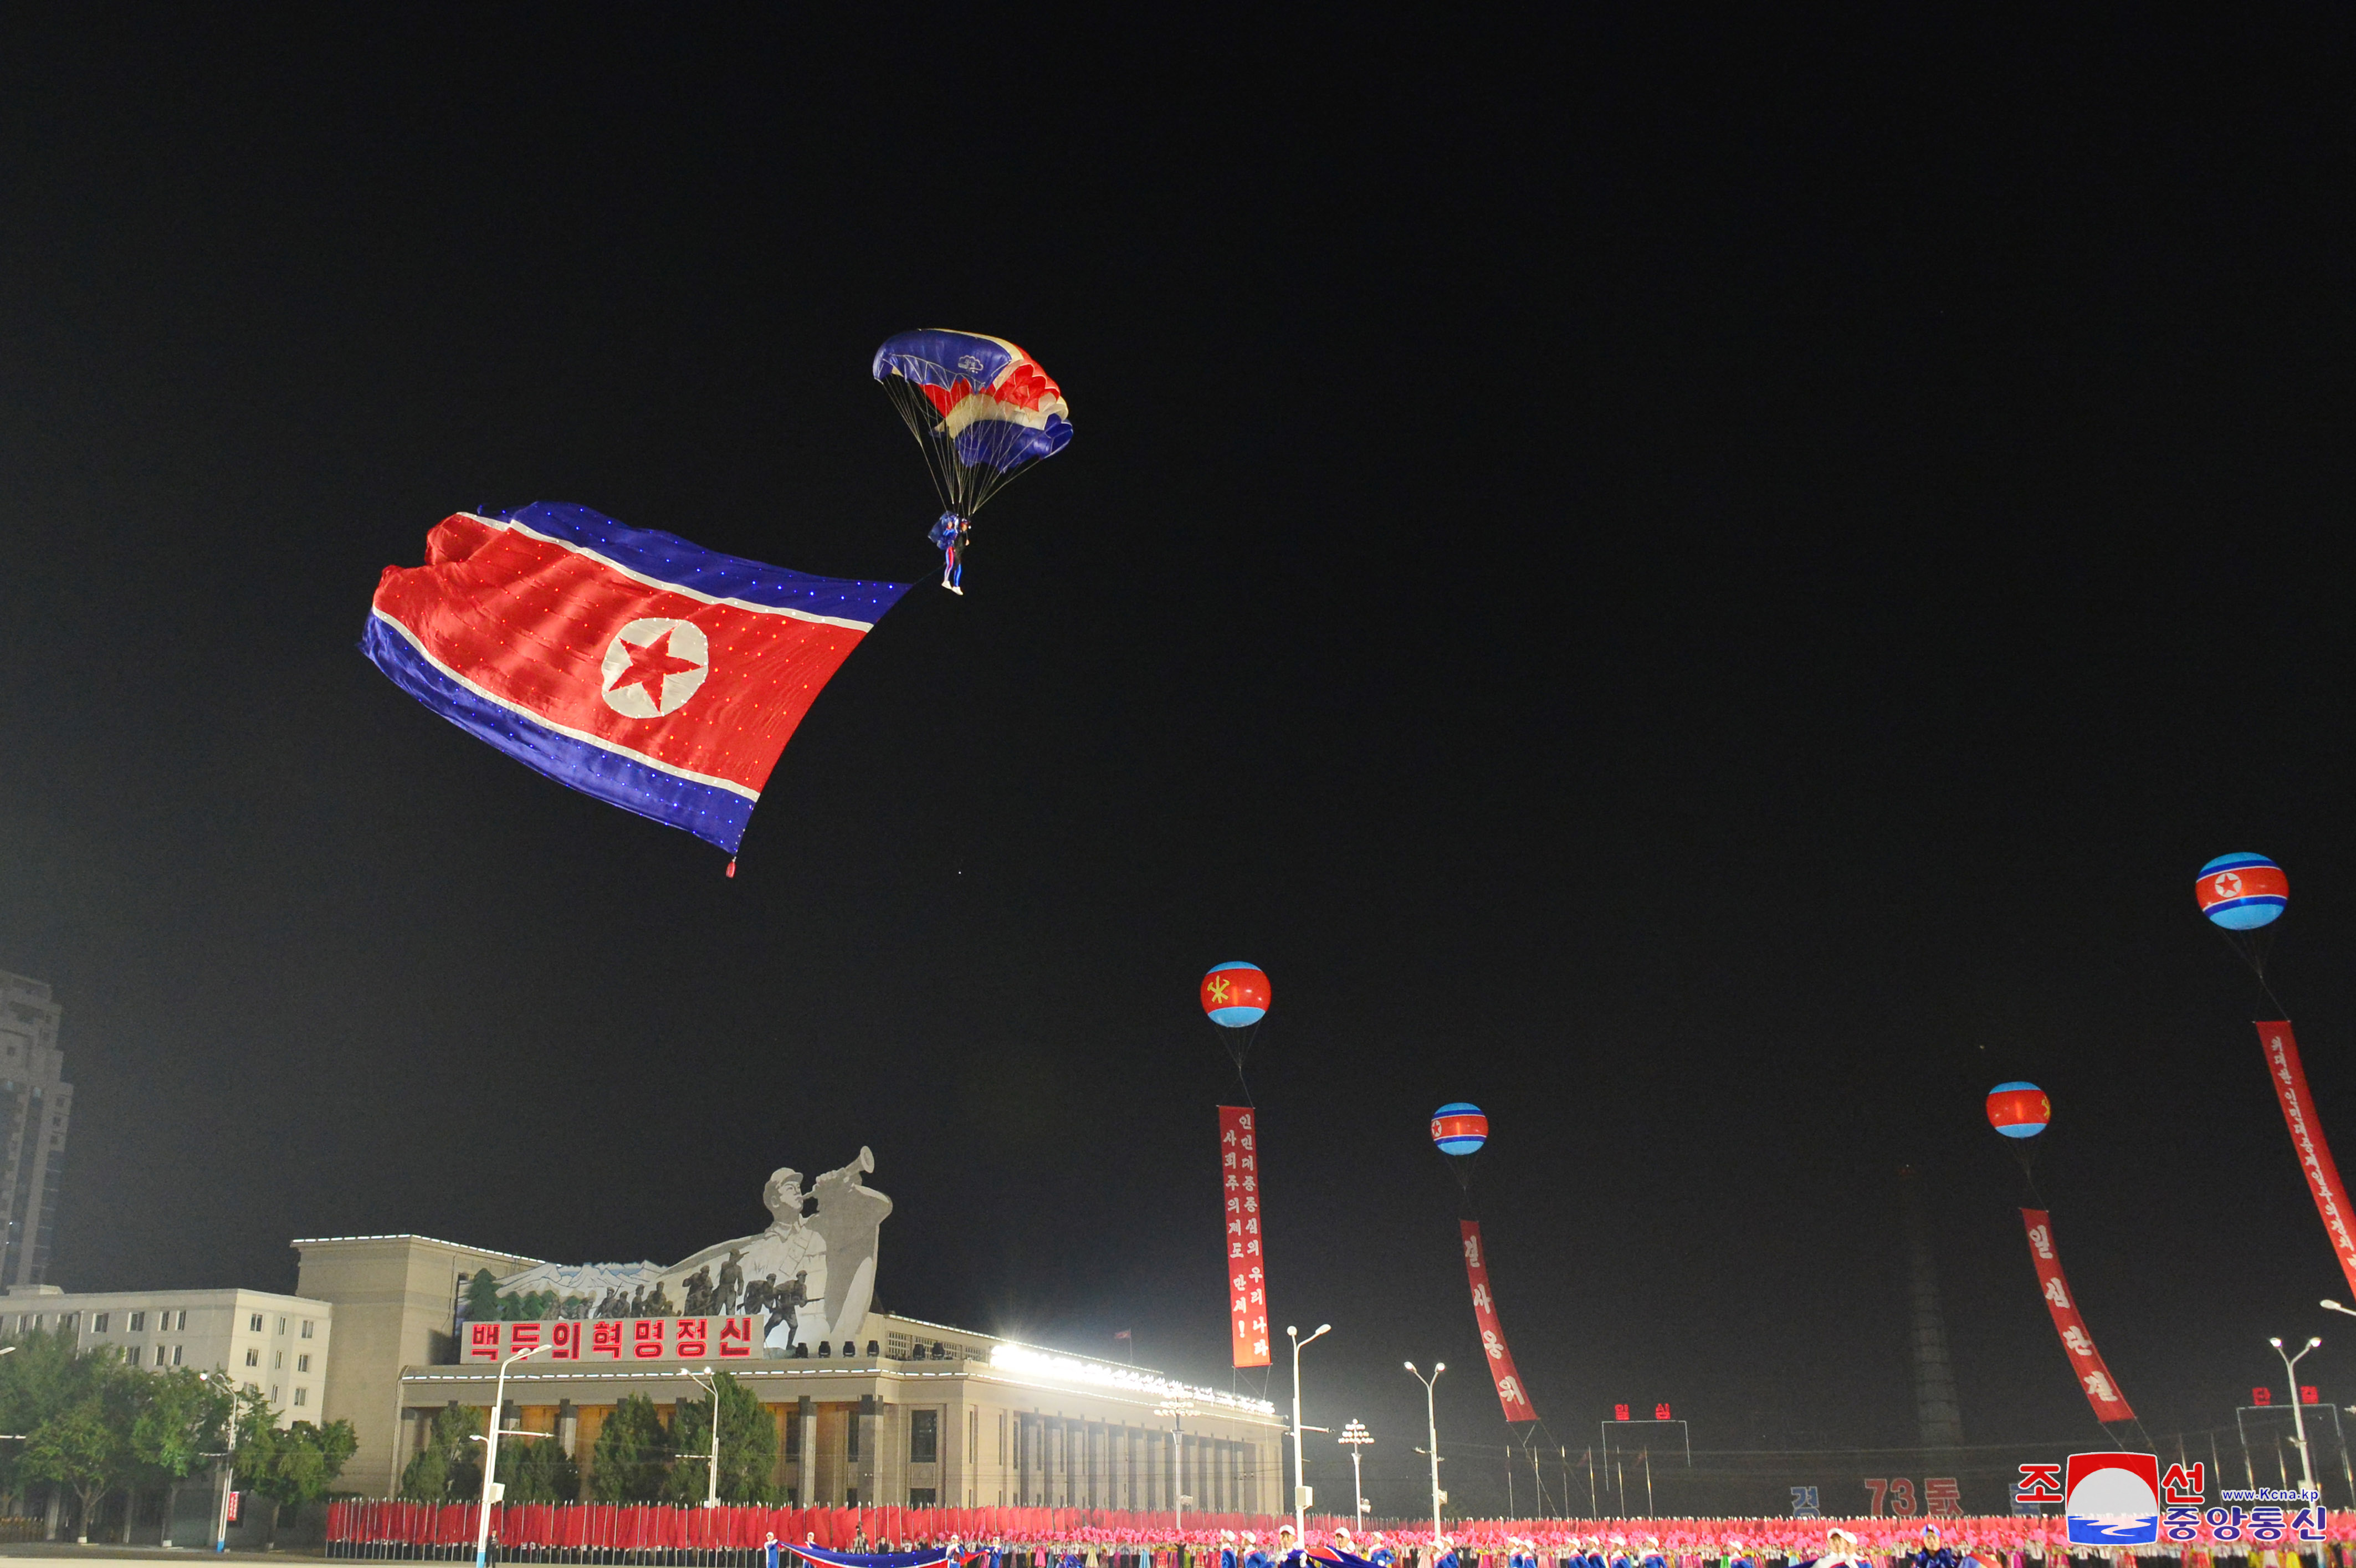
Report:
399,1403,484,1502
24,1380,131,1544
500,1431,580,1503
242,1420,357,1546
588,1395,673,1502
127,1367,232,1543
464,1270,503,1325
0,1324,87,1515
662,1374,776,1504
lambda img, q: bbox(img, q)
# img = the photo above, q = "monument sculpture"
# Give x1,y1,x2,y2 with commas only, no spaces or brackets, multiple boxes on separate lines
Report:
483,1147,892,1352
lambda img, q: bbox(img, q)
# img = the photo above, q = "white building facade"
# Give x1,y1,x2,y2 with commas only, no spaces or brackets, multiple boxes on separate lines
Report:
2,1286,334,1418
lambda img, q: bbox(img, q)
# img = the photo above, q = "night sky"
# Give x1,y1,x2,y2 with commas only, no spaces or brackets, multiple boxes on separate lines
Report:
5,9,2355,1512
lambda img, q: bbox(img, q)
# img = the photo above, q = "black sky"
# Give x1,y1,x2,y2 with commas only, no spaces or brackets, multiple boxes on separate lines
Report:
4,6,2355,1512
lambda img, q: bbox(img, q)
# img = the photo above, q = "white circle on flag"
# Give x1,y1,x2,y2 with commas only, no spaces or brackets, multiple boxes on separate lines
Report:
600,618,710,719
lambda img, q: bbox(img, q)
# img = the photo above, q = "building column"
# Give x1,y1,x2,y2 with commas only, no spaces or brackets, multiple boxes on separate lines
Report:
797,1396,817,1507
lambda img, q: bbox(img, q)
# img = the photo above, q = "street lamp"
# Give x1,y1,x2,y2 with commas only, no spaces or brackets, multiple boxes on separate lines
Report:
1154,1394,1196,1536
2271,1338,2323,1488
1404,1362,1445,1545
2323,1301,2356,1320
473,1343,552,1568
1287,1324,1330,1546
201,1370,240,1554
1339,1421,1372,1536
683,1370,725,1508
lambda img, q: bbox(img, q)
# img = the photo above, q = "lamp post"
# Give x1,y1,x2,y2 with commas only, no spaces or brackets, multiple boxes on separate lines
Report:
473,1343,551,1568
1339,1421,1372,1536
1404,1361,1445,1545
684,1370,724,1508
2271,1338,2323,1530
1287,1323,1330,1546
201,1370,239,1554
1155,1395,1196,1537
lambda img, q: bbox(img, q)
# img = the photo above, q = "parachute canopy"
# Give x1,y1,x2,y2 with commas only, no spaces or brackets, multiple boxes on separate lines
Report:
1431,1102,1488,1156
2198,852,2287,930
1986,1082,2050,1139
1201,961,1269,1028
873,330,1071,520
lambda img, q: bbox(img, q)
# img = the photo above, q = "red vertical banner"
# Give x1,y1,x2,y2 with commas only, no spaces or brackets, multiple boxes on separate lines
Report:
2019,1209,2135,1421
1220,1106,1271,1367
2257,1021,2356,1300
1458,1221,1537,1422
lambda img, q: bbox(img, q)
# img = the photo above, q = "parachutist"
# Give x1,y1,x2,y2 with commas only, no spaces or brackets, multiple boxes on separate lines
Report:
929,511,970,594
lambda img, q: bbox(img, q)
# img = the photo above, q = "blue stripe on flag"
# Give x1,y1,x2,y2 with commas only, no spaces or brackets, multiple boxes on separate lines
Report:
500,503,913,623
361,613,757,853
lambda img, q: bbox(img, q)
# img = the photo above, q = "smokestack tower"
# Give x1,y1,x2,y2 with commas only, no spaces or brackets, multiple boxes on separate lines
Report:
1898,1164,1965,1447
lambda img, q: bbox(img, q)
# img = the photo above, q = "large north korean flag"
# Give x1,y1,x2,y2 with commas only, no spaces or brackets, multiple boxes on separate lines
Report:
363,503,910,854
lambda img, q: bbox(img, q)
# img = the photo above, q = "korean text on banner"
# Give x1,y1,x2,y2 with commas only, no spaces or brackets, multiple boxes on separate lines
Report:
2019,1210,2134,1422
1220,1105,1271,1367
1459,1221,1537,1422
2257,1021,2356,1301
465,1315,762,1362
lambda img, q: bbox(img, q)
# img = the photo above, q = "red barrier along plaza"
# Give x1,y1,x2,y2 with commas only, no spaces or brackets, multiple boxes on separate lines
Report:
326,1504,2356,1561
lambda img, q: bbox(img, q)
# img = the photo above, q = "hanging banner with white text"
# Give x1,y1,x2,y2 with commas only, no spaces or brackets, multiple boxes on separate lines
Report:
1220,1106,1271,1367
2019,1208,2134,1422
2257,1020,2356,1301
1459,1220,1537,1422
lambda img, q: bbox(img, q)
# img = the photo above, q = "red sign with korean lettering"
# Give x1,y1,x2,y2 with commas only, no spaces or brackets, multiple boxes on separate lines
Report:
2020,1210,2134,1421
2257,1021,2356,1301
1460,1221,1536,1422
465,1316,761,1362
1220,1105,1270,1368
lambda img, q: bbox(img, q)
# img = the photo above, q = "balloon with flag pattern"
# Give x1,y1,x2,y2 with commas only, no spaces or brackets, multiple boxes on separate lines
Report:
1432,1103,1488,1155
1986,1082,2050,1139
2198,852,2288,930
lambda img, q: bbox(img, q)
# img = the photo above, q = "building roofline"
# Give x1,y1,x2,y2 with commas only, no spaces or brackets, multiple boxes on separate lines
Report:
290,1234,545,1264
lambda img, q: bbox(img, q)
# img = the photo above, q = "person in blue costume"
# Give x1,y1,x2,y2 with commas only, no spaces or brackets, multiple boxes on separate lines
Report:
1367,1535,1396,1568
1243,1534,1268,1568
1724,1538,1755,1568
1274,1526,1304,1568
1581,1537,1605,1568
1638,1538,1667,1568
1432,1537,1459,1568
929,512,971,595
1606,1537,1633,1568
1221,1533,1240,1568
1904,1526,1955,1568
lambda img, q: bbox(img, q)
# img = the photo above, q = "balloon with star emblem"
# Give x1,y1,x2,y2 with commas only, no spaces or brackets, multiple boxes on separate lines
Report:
1985,1082,2050,1139
1201,960,1271,1084
2196,852,2287,930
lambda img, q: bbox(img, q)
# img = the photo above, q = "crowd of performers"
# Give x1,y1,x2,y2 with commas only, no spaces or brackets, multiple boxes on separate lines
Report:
769,1522,2356,1568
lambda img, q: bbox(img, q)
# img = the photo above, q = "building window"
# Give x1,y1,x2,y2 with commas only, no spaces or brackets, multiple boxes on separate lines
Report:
270,1384,280,1403
296,1354,310,1372
843,1487,859,1507
59,1313,75,1333
129,1311,144,1331
847,1418,859,1461
909,1409,939,1465
250,1313,264,1333
293,1387,307,1407
245,1349,259,1367
172,1345,183,1366
273,1351,283,1369
93,1313,107,1333
155,1346,167,1367
300,1320,314,1339
908,1488,936,1507
175,1310,188,1330
276,1317,286,1334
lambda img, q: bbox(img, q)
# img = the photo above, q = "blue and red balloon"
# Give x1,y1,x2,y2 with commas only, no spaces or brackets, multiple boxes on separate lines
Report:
1201,962,1271,1027
1431,1103,1489,1156
1986,1082,2050,1140
2198,852,2288,930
